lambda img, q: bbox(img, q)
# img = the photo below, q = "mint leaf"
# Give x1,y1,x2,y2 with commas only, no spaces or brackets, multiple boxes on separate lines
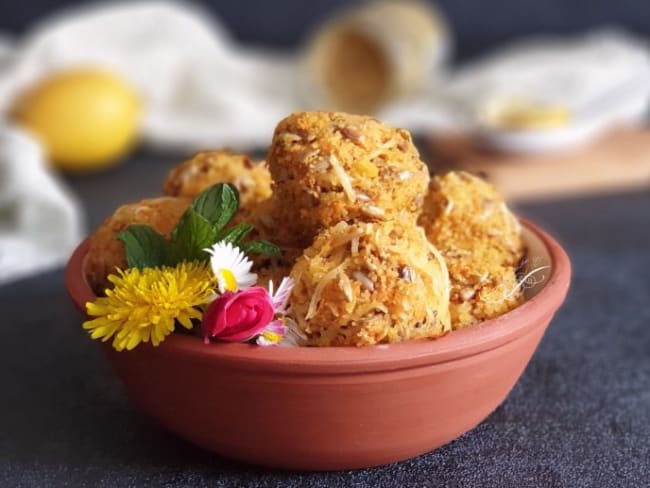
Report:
218,223,253,245
117,225,167,269
168,208,218,264
239,240,282,258
191,183,240,233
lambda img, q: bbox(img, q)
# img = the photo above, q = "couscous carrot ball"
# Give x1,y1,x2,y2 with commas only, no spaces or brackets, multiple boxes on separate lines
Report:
85,197,190,294
163,150,272,208
266,112,430,245
290,220,451,346
418,171,525,328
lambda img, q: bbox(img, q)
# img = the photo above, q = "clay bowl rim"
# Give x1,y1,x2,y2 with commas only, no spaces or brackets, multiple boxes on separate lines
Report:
65,218,571,375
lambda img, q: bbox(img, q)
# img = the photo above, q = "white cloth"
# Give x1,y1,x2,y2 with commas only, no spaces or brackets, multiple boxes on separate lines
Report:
448,30,650,114
1,2,648,151
0,1,299,151
0,126,83,285
383,30,650,151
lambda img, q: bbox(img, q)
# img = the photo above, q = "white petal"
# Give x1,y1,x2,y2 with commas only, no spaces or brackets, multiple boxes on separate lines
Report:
239,271,258,290
270,276,295,313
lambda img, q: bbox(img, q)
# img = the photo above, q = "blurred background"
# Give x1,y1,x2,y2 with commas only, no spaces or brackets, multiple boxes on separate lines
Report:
2,3,650,487
3,0,650,56
1,0,649,280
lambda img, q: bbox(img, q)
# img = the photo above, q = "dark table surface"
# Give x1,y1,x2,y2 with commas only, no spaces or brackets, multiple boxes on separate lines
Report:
1,153,649,488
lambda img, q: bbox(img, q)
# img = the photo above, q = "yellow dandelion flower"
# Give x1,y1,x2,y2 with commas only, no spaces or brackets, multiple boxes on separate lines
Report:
83,262,216,351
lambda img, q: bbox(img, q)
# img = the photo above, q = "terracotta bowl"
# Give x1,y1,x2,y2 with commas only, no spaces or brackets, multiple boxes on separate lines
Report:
66,219,570,471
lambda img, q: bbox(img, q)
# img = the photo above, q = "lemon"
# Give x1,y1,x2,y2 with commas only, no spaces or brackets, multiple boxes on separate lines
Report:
11,68,141,172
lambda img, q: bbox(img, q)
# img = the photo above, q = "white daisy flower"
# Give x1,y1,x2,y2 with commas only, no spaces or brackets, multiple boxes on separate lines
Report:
204,241,257,293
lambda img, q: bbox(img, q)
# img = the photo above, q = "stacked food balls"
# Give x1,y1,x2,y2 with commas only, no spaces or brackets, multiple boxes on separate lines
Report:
262,112,451,346
418,171,525,328
85,197,190,293
84,111,526,347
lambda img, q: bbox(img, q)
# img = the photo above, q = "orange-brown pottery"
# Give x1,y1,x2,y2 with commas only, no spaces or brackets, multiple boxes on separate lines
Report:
66,220,571,471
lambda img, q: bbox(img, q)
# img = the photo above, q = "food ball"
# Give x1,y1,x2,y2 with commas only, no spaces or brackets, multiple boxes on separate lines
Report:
163,150,272,208
445,247,524,328
418,171,525,328
85,197,190,294
267,112,430,245
239,196,307,248
419,171,523,265
290,220,451,346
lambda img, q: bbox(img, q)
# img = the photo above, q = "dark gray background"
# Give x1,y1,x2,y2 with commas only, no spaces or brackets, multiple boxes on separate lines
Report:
2,0,650,59
1,1,650,487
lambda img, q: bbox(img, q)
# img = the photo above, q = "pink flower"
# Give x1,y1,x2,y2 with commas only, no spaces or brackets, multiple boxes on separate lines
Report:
203,287,275,343
268,277,294,314
256,319,288,346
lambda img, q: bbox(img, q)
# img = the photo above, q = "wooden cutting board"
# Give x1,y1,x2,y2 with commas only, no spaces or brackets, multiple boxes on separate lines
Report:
427,126,650,201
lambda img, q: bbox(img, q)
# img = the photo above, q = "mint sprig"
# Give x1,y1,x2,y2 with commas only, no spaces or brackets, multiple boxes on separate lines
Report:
239,240,282,257
167,208,218,264
218,222,253,244
117,183,281,269
190,182,239,230
119,224,168,269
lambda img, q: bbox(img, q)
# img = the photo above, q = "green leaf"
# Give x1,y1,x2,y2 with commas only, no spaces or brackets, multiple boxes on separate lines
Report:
168,208,218,264
117,225,167,269
191,183,240,233
217,223,254,245
239,240,282,258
